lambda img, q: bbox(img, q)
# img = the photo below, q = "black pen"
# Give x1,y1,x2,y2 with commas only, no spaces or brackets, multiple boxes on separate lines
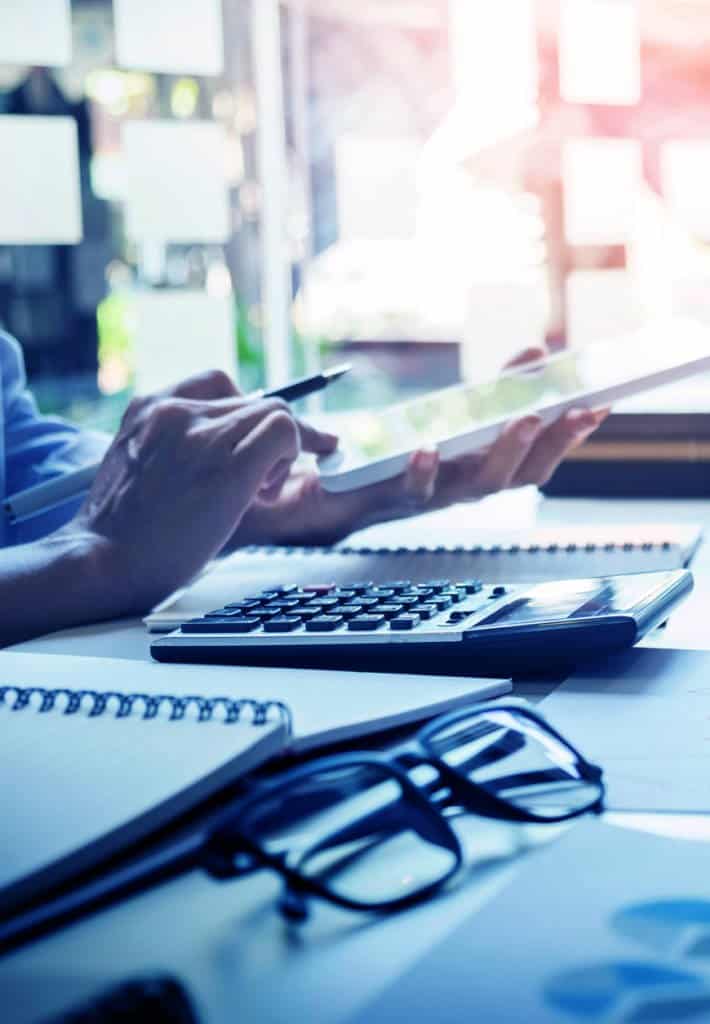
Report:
4,363,351,524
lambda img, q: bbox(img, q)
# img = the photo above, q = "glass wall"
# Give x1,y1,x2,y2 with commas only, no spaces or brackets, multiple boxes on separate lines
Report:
1,1,709,430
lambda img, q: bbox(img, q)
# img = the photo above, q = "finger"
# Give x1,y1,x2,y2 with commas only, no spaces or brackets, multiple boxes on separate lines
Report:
167,368,240,401
401,448,439,506
503,346,546,371
212,398,300,453
295,419,339,455
468,415,543,494
258,458,293,502
513,408,599,487
230,411,301,496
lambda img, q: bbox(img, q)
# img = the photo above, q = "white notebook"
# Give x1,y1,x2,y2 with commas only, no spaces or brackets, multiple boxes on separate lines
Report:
145,524,703,632
0,652,509,915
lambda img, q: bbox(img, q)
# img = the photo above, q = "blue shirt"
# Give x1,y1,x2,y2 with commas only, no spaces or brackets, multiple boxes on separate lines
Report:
0,330,109,547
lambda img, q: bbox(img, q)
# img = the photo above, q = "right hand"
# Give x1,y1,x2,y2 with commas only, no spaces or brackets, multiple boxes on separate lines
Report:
68,370,337,614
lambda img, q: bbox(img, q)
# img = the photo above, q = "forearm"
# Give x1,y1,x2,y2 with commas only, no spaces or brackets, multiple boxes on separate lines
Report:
0,530,120,647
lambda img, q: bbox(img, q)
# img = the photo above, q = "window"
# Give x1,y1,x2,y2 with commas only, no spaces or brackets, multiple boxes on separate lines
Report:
0,1,709,433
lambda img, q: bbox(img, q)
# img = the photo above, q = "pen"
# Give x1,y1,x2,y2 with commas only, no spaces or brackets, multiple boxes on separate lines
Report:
4,363,351,524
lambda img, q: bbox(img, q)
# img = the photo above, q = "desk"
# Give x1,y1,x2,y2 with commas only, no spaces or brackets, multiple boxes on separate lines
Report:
3,494,710,1024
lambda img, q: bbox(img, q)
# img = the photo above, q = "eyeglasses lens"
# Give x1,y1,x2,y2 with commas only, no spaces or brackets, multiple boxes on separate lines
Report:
426,709,601,819
241,763,458,905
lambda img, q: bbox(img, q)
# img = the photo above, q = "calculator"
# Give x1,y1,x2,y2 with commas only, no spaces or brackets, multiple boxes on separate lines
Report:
150,569,693,676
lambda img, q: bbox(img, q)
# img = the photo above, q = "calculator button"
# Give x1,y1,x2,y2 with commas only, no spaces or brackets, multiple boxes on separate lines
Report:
376,604,405,619
356,597,380,609
303,584,336,594
427,580,451,590
348,615,386,631
223,600,261,611
491,586,507,598
305,616,344,632
439,589,465,603
204,608,245,618
330,589,358,600
447,611,470,623
365,588,396,599
412,604,438,620
304,597,339,609
390,614,421,630
334,604,364,619
346,582,375,593
182,617,260,634
263,617,302,633
395,596,420,608
386,581,412,592
432,597,452,611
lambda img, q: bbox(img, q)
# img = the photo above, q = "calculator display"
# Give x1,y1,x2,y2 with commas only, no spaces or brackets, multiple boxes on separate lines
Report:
480,576,663,627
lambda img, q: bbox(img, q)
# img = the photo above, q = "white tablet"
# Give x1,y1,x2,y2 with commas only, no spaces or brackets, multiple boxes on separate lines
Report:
317,319,710,493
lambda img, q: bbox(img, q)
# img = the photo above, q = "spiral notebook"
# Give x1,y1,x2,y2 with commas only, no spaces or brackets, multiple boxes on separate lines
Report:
145,523,703,632
0,652,508,917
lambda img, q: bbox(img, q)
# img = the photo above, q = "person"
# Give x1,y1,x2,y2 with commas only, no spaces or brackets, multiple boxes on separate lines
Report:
0,329,605,645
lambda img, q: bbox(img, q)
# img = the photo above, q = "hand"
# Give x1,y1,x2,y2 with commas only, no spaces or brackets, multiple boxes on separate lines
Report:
65,370,337,613
232,349,609,548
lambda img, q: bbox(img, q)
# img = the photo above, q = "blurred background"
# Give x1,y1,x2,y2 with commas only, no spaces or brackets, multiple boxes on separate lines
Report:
0,0,709,433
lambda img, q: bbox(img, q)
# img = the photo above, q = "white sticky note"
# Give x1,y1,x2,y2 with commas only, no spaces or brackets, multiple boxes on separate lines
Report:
450,0,538,114
661,141,710,240
560,0,641,106
566,270,644,348
123,120,231,244
335,137,420,241
132,290,237,395
114,0,224,76
0,0,71,67
0,116,82,244
563,139,642,246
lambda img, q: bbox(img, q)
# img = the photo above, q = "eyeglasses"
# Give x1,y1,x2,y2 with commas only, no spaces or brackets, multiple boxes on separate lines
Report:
201,699,604,921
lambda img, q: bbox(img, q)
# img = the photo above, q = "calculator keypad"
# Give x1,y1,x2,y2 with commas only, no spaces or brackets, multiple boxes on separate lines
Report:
179,579,509,638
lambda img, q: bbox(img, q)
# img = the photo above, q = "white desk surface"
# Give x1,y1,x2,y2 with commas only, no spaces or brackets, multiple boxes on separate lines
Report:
4,493,710,1024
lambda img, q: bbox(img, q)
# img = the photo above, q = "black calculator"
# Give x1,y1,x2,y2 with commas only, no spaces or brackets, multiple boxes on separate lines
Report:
150,569,693,676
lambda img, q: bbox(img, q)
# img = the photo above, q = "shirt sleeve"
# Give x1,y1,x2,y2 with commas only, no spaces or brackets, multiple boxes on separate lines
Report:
1,331,110,544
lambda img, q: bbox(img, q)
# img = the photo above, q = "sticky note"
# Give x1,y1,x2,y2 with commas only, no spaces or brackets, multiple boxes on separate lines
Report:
0,0,71,67
114,0,224,76
563,139,642,246
123,120,231,244
566,270,644,348
0,116,82,244
132,290,237,395
661,141,710,240
560,0,641,106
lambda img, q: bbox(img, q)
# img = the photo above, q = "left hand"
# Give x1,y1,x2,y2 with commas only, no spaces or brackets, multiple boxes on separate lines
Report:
232,348,609,548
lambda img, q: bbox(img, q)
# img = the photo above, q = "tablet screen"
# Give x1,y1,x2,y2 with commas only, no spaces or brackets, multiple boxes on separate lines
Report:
329,324,709,465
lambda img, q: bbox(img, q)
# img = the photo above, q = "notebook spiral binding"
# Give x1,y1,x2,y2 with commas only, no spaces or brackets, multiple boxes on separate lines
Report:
0,685,293,732
245,539,672,557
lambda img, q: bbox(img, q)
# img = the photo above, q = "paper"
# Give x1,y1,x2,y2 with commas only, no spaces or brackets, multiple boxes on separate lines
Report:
114,0,224,75
0,0,71,67
351,819,710,1024
542,647,710,813
123,120,230,243
0,116,82,244
563,139,642,246
131,290,237,395
560,0,641,106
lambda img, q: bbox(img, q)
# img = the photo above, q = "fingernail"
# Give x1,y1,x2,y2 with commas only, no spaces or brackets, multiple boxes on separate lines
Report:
518,416,542,444
566,409,596,434
415,448,438,471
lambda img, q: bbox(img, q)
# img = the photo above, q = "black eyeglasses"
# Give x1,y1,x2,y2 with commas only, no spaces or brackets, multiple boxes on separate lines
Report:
202,699,604,921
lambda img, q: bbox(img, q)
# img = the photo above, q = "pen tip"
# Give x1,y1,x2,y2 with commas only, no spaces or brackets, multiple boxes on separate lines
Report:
325,363,352,381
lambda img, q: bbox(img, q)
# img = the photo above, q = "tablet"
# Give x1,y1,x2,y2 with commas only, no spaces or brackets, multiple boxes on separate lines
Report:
317,319,710,493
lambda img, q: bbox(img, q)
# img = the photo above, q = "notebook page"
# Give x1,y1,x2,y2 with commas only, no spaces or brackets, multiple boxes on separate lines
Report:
145,524,702,631
0,681,285,914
